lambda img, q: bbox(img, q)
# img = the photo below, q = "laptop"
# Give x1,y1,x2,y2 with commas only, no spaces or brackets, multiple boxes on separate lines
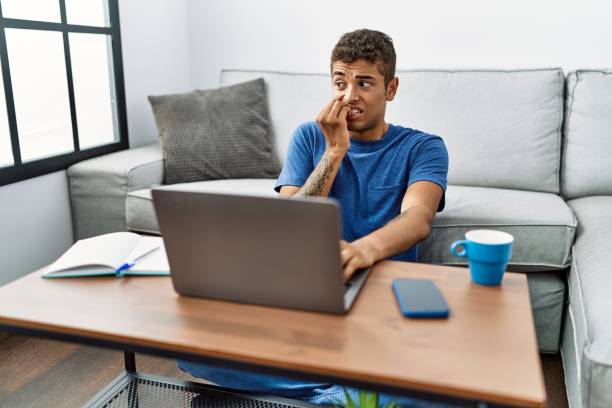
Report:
152,188,371,314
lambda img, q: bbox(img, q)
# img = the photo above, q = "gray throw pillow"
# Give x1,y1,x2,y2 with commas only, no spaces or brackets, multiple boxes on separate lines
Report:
148,78,280,185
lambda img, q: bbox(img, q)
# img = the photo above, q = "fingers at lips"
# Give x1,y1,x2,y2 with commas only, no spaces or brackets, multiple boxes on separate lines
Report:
329,100,347,120
319,97,339,119
337,103,350,118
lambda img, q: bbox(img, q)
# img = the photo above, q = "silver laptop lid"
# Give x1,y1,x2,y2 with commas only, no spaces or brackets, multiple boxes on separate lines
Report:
152,189,347,313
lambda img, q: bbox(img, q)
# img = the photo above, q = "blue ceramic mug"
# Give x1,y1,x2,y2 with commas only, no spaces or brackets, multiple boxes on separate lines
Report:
450,230,514,286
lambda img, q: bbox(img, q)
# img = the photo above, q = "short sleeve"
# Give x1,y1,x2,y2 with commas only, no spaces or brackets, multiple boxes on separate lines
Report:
408,136,449,211
274,124,316,192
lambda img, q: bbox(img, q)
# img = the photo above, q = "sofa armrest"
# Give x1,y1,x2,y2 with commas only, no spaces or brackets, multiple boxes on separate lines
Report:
67,143,164,239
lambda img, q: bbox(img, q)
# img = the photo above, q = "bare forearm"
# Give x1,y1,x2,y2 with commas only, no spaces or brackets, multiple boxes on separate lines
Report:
295,150,345,197
353,206,433,262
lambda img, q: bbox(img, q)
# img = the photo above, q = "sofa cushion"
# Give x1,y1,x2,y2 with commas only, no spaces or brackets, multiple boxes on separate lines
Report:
566,196,612,408
418,185,576,271
126,179,278,234
222,69,564,193
562,70,612,199
148,78,280,185
387,69,564,193
129,180,576,271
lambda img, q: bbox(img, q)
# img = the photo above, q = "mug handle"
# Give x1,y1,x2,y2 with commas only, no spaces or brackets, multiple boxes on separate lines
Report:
451,240,469,257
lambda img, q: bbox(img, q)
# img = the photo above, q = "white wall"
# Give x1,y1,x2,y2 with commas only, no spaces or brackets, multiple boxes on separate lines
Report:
188,0,612,89
119,0,192,147
0,171,73,286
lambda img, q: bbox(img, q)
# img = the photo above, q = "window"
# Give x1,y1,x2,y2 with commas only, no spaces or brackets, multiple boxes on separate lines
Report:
0,0,127,186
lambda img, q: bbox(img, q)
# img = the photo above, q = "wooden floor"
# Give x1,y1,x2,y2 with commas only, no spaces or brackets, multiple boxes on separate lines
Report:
0,335,568,408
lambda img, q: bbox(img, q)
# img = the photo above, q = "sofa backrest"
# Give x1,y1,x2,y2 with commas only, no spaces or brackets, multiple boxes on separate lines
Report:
221,68,564,193
562,70,612,199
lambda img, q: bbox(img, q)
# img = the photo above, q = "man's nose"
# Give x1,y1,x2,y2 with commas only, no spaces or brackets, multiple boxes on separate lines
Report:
342,85,359,103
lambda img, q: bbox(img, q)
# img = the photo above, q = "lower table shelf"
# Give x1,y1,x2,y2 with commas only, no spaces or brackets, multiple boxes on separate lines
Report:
84,371,319,408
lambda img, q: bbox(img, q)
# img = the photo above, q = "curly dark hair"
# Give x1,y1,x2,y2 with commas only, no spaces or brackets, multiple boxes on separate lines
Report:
330,29,396,86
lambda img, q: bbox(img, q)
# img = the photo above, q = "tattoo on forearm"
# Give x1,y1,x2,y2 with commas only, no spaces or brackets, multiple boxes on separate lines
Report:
298,155,334,197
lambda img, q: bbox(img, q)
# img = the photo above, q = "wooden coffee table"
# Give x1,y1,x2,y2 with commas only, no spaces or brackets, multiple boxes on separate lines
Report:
0,261,545,407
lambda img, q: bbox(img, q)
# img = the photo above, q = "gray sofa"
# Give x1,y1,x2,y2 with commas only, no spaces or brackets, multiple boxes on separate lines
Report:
67,68,612,408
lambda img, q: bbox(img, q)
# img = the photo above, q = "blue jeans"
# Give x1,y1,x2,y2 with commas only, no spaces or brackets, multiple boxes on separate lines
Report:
178,360,455,407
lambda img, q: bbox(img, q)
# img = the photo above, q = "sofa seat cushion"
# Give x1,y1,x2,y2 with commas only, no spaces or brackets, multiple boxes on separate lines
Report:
418,185,576,271
130,181,576,271
126,179,278,234
566,196,612,408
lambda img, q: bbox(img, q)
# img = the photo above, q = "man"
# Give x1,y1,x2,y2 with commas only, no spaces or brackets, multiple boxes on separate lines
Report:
180,29,449,407
276,29,447,282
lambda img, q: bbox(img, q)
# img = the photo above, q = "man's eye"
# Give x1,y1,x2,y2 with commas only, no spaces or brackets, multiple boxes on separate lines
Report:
359,80,372,87
335,81,345,88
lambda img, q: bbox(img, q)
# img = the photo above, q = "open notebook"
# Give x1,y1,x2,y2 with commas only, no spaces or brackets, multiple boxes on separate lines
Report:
42,232,170,278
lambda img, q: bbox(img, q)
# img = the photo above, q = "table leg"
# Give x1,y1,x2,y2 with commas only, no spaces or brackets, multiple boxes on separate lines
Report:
124,351,136,372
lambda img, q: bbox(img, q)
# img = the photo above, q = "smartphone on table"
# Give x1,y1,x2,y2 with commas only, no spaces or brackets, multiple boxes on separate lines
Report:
392,279,450,318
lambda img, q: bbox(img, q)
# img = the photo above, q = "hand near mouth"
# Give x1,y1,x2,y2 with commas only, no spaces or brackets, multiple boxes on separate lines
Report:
316,96,351,154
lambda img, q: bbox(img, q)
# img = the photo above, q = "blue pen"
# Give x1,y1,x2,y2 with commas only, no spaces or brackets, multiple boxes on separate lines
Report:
115,246,160,277
115,262,134,277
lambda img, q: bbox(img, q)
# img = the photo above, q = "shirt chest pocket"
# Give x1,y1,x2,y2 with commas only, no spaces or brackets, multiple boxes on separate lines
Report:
367,184,406,223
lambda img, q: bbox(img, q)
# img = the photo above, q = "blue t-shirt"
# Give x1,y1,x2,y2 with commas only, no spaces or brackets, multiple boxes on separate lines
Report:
275,121,448,261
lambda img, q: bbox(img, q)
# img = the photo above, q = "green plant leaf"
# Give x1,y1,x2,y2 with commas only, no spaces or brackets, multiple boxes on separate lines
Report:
359,390,368,408
382,399,397,408
355,390,382,408
343,387,357,408
334,388,396,408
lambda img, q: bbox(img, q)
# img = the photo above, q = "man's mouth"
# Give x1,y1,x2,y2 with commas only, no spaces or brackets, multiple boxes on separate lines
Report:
346,107,364,121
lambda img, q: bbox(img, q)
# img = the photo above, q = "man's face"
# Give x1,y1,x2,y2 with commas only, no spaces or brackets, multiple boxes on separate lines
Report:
331,59,397,134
